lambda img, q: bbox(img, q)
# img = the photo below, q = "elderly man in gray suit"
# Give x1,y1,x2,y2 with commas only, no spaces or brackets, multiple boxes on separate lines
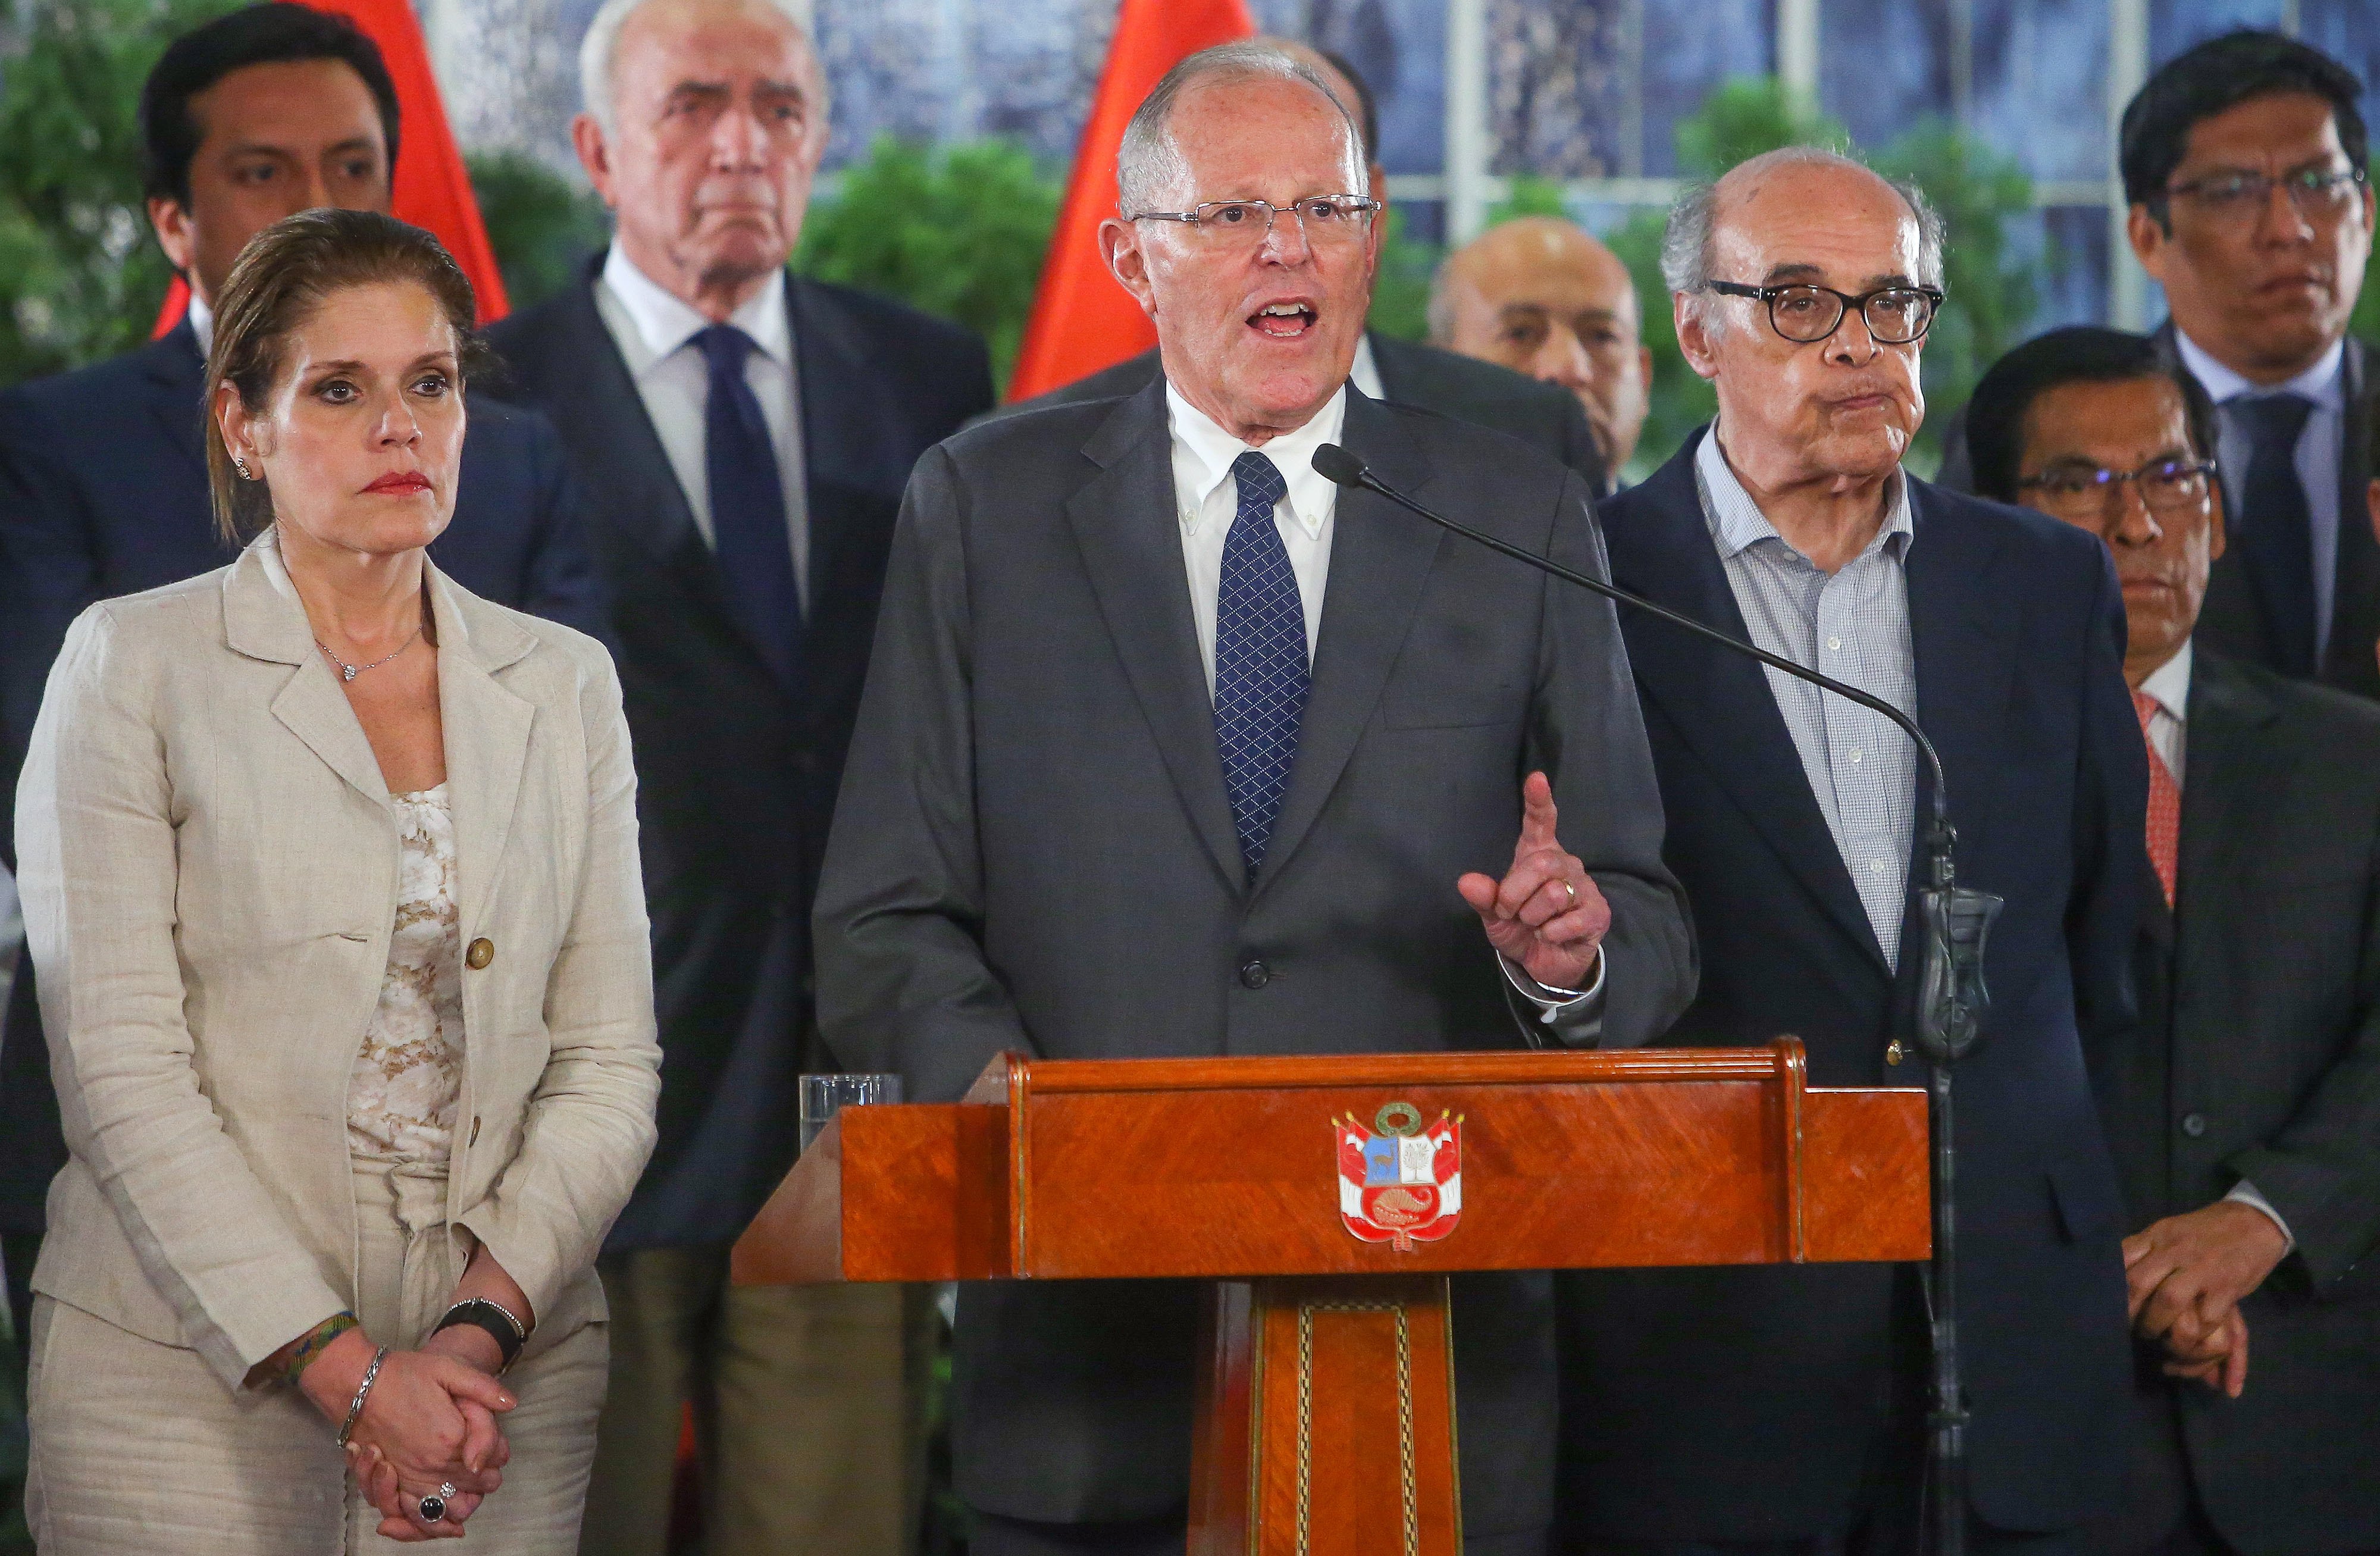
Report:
814,40,1694,1556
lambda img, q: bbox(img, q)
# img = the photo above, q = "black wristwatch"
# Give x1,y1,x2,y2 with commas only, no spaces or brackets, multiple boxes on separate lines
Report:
432,1298,528,1373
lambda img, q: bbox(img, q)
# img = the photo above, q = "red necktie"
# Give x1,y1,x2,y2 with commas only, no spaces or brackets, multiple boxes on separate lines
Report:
2133,690,2181,909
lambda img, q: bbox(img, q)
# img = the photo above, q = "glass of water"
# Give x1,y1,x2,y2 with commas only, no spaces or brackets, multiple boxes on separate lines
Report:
799,1073,902,1153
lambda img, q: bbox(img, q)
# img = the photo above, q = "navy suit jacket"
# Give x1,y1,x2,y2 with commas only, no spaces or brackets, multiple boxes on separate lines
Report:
486,264,995,1250
0,319,606,1235
1557,429,2146,1540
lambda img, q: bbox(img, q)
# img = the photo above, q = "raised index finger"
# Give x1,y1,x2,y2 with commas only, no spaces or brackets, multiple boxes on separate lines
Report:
1518,771,1561,851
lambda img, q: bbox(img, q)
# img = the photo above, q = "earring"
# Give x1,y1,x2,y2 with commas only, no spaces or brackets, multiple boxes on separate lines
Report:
233,457,253,480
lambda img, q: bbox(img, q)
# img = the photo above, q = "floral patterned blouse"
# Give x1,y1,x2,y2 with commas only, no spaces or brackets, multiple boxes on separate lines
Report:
346,785,465,1163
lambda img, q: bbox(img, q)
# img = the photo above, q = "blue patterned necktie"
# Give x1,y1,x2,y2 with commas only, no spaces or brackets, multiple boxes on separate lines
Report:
697,324,804,689
1213,450,1307,878
2231,392,2319,677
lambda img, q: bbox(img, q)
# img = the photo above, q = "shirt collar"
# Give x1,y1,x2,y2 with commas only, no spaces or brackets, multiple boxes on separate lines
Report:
1165,381,1349,540
600,245,791,374
187,291,215,359
2175,327,2345,412
1349,333,1385,400
2136,638,2193,724
1695,424,1914,565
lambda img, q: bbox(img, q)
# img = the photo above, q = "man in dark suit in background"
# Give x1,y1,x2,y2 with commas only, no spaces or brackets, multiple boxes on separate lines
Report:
0,0,603,1357
1938,33,2378,698
1966,326,2380,1556
816,42,1692,1556
484,0,992,1548
1000,40,1612,498
1561,150,2145,1554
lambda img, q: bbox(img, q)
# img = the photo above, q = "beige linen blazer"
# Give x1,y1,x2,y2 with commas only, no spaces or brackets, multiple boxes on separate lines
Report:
14,530,660,1391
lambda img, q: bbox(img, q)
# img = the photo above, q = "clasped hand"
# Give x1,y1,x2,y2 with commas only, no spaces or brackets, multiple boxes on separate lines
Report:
2122,1198,2288,1400
1458,771,1611,993
299,1326,516,1541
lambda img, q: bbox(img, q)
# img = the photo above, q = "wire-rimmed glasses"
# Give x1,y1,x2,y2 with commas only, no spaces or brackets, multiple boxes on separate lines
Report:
1129,195,1382,250
2162,165,2368,226
2016,458,2219,522
1704,279,1944,345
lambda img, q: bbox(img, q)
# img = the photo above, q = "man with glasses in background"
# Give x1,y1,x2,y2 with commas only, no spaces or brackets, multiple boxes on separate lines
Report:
1962,325,2380,1556
1558,148,2145,1555
2124,31,2379,699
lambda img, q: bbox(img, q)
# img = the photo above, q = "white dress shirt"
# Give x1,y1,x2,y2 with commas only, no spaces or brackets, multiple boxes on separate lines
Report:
2131,638,2295,1253
1162,379,1604,1029
594,247,812,603
2174,329,2344,658
1349,334,1386,402
187,292,216,358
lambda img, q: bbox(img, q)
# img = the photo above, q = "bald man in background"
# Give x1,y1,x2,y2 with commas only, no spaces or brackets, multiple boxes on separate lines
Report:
1433,215,1654,480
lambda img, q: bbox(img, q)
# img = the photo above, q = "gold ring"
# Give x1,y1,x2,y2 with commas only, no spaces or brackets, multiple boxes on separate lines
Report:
1562,878,1578,908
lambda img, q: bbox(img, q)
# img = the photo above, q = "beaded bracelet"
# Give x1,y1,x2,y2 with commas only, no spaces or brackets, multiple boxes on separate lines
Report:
282,1311,361,1389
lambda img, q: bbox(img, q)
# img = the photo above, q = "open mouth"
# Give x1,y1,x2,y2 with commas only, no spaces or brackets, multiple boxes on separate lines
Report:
1250,300,1319,339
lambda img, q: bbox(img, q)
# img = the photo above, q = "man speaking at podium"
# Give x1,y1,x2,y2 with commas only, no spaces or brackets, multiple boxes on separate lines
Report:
814,42,1693,1556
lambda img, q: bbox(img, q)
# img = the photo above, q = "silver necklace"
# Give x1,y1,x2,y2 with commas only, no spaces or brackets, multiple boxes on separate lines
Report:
316,623,422,682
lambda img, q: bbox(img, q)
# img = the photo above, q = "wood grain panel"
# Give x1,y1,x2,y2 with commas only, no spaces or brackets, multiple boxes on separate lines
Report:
1800,1088,1931,1263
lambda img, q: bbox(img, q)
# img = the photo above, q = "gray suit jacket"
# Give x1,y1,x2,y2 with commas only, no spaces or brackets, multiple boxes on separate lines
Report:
999,332,1612,496
2096,649,2380,1555
813,381,1692,1530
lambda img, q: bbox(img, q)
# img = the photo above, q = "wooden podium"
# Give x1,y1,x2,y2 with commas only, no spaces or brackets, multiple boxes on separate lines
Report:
732,1041,1927,1555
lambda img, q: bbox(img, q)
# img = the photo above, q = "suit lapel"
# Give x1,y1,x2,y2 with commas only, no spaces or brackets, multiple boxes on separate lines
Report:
1256,390,1443,889
142,323,209,481
1066,382,1245,888
550,268,704,565
1903,478,2018,893
2175,652,2287,929
430,568,539,943
221,536,392,809
2325,340,2380,691
1613,436,1887,967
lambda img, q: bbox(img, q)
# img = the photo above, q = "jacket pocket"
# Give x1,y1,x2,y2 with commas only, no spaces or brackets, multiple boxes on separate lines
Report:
2046,1151,2122,1244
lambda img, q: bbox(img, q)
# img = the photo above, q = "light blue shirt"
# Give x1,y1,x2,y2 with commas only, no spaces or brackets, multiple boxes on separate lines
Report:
1695,430,1919,968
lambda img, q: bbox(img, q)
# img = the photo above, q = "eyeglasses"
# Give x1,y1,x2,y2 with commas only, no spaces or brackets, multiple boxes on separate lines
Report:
1130,195,1382,250
1703,280,1944,345
2162,165,2368,224
2016,458,2218,519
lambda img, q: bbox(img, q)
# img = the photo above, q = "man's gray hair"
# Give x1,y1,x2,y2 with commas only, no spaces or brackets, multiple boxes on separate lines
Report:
1115,41,1361,216
1660,147,1945,331
578,0,819,133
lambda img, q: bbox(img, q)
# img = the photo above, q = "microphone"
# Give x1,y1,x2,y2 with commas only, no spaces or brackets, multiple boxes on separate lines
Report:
1317,439,2000,1556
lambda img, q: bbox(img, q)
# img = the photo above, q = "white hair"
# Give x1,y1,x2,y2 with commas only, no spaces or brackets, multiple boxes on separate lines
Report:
1661,146,1945,334
1114,41,1361,215
578,0,819,133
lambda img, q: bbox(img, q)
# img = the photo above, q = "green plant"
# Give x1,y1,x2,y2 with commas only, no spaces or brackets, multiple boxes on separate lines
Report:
0,0,242,386
466,151,611,312
795,136,1061,393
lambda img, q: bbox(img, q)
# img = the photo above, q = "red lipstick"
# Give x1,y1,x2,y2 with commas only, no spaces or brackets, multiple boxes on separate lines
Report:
364,472,431,495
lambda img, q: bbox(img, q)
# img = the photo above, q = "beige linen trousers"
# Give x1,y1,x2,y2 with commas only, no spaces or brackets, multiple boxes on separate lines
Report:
13,532,662,1552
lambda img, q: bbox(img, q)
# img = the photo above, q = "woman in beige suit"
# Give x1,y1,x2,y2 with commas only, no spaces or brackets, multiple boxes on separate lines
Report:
14,209,660,1552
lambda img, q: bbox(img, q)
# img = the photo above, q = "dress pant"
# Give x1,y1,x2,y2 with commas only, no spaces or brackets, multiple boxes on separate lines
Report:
576,1246,929,1556
26,1159,608,1555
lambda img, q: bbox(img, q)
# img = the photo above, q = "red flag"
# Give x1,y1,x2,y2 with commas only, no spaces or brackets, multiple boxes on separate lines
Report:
152,0,509,339
1006,0,1253,402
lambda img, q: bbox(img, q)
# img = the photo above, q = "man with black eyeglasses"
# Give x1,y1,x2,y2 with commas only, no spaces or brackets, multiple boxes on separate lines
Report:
1967,325,2380,1556
2123,30,2379,699
1555,148,2144,1556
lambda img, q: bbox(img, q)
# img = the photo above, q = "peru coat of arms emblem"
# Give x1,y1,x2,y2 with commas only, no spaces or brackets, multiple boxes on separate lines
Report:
1335,1101,1462,1251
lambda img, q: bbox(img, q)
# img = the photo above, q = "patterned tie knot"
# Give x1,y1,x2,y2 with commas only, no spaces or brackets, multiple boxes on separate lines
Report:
2130,688,2159,731
1232,450,1288,514
2232,390,2315,452
696,323,759,378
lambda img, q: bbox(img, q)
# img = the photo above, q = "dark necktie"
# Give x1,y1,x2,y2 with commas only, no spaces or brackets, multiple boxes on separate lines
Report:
1213,451,1307,878
2231,392,2318,677
697,324,803,689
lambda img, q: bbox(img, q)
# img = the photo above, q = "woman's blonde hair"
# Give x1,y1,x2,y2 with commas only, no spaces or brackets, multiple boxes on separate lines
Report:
203,208,486,546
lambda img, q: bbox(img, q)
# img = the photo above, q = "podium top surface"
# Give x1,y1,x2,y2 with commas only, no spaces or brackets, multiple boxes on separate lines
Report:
734,1041,1929,1286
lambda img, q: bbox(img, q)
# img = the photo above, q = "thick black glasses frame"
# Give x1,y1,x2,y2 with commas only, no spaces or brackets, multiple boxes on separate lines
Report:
1704,279,1946,345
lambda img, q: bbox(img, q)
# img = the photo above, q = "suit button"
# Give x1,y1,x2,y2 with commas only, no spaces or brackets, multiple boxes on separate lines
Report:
2181,1112,2207,1138
1238,959,1271,990
466,938,495,970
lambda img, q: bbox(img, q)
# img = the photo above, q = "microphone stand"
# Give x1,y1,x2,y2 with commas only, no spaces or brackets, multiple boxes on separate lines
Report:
1316,444,2003,1556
